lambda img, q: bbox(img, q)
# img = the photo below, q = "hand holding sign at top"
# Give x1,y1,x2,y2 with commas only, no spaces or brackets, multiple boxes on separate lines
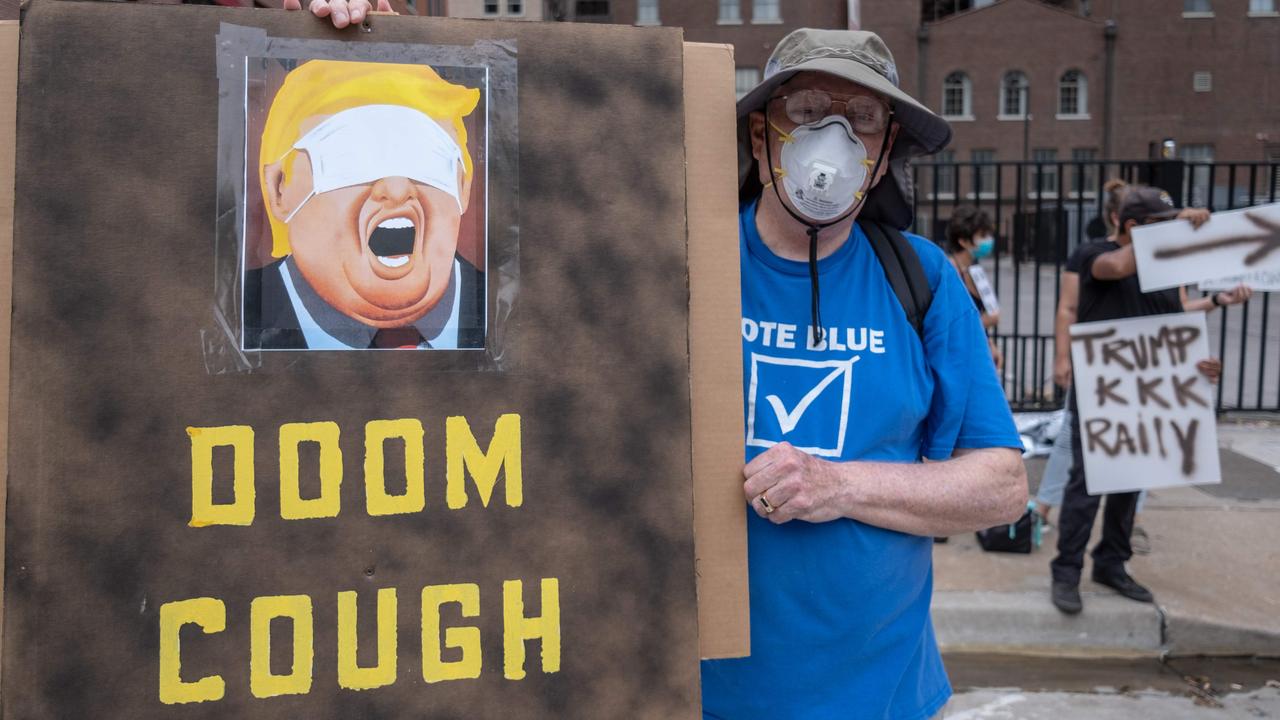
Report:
1133,202,1280,292
282,0,395,29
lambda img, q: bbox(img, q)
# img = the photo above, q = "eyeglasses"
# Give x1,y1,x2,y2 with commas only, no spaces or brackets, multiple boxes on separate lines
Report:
772,89,893,135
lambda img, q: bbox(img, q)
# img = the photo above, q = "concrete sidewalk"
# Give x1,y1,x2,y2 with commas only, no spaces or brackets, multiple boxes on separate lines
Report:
931,419,1280,658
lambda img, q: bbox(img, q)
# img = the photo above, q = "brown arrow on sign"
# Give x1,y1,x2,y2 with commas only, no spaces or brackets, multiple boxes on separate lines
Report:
1153,210,1280,266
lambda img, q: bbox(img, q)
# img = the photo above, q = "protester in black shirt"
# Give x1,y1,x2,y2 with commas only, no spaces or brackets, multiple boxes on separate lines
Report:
1049,186,1227,615
1041,180,1130,528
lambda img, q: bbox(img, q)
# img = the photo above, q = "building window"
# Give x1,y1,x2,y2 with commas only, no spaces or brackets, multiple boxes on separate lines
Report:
1193,71,1213,92
942,71,972,119
1183,0,1213,15
735,67,760,100
576,1,610,17
508,0,523,14
1250,0,1277,14
1029,148,1058,196
636,0,659,24
1071,148,1098,196
484,0,498,13
934,150,957,197
1182,144,1215,206
1058,70,1087,117
1000,71,1028,119
1181,144,1215,163
719,0,741,23
972,149,997,197
752,0,781,23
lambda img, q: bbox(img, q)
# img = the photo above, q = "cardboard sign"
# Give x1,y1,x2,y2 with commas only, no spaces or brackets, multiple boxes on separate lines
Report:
2,3,725,716
682,42,749,661
1198,267,1280,292
0,19,17,669
967,264,999,314
1134,202,1280,292
1070,313,1221,495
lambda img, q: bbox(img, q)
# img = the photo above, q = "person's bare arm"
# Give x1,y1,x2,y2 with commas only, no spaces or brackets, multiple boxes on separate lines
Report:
1182,283,1253,313
1053,271,1079,387
1089,243,1137,280
743,443,1027,538
1094,208,1211,280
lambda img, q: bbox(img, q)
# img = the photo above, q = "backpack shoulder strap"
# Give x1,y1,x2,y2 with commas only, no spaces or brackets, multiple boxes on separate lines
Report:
858,220,934,339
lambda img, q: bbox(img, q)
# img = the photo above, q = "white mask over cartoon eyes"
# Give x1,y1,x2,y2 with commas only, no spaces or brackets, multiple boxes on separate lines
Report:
778,115,869,222
282,104,465,223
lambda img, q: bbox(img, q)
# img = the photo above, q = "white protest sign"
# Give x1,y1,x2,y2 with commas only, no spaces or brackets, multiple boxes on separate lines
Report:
968,264,1000,314
1199,267,1280,292
1133,202,1280,292
1070,312,1220,495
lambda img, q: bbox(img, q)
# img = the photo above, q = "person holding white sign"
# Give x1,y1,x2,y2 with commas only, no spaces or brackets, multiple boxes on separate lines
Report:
1050,186,1226,616
1041,179,1131,531
946,205,1002,371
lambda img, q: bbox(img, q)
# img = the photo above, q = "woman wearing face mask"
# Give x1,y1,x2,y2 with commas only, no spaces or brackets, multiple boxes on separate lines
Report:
946,205,1001,370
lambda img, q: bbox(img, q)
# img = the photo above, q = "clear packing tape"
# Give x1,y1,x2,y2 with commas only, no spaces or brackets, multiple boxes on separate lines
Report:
204,23,519,373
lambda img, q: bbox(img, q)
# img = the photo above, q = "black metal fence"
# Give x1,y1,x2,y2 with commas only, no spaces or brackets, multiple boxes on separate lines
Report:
908,159,1280,413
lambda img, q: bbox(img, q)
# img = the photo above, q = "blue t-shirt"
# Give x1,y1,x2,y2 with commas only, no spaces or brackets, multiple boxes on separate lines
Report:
700,202,1020,720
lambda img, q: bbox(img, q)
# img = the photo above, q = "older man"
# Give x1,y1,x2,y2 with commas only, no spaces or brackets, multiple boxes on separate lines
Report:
700,29,1025,719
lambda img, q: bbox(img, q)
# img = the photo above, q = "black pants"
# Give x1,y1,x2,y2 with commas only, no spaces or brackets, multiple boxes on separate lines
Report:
1050,392,1139,585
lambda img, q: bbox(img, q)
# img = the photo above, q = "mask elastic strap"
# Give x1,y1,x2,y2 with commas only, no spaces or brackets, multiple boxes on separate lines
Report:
762,114,895,347
282,189,315,225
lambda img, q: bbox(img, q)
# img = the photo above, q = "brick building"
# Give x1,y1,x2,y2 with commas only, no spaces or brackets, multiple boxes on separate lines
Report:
560,0,1279,165
865,0,1280,165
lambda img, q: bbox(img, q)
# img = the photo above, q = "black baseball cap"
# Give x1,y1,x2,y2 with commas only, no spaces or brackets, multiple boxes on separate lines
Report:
1118,186,1181,226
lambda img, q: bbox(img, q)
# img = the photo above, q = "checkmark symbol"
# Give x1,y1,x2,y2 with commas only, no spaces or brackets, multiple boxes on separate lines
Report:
764,358,858,434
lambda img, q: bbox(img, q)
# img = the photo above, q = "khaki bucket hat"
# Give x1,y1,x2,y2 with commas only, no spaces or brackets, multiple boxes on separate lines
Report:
737,28,952,229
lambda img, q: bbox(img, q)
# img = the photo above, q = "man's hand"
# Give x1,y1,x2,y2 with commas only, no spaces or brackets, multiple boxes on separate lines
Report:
1178,207,1211,229
1197,358,1222,384
743,442,847,524
283,0,393,29
1215,284,1253,307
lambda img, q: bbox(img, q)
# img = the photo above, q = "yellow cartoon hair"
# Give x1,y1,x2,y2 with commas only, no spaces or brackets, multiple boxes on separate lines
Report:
259,59,481,257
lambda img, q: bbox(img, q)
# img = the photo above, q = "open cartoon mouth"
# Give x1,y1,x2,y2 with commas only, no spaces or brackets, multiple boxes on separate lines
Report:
368,217,416,268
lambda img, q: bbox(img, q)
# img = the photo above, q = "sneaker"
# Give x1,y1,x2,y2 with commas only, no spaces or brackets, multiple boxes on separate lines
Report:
1051,580,1082,614
1091,567,1154,603
1131,526,1151,555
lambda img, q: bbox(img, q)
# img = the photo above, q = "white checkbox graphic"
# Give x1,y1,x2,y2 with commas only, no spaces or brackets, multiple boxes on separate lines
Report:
746,353,858,458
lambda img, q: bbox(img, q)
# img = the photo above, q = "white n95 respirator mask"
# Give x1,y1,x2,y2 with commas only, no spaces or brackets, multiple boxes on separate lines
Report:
777,115,869,222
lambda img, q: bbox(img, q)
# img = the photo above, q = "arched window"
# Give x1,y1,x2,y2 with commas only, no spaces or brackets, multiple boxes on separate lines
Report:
1058,70,1087,116
942,71,972,118
1000,71,1028,118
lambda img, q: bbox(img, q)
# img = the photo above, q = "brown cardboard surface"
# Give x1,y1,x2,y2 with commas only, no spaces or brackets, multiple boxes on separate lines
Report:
0,19,16,675
683,42,750,660
4,3,700,717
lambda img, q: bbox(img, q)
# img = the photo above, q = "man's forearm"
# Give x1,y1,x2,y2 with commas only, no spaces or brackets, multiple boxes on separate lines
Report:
833,447,1027,537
